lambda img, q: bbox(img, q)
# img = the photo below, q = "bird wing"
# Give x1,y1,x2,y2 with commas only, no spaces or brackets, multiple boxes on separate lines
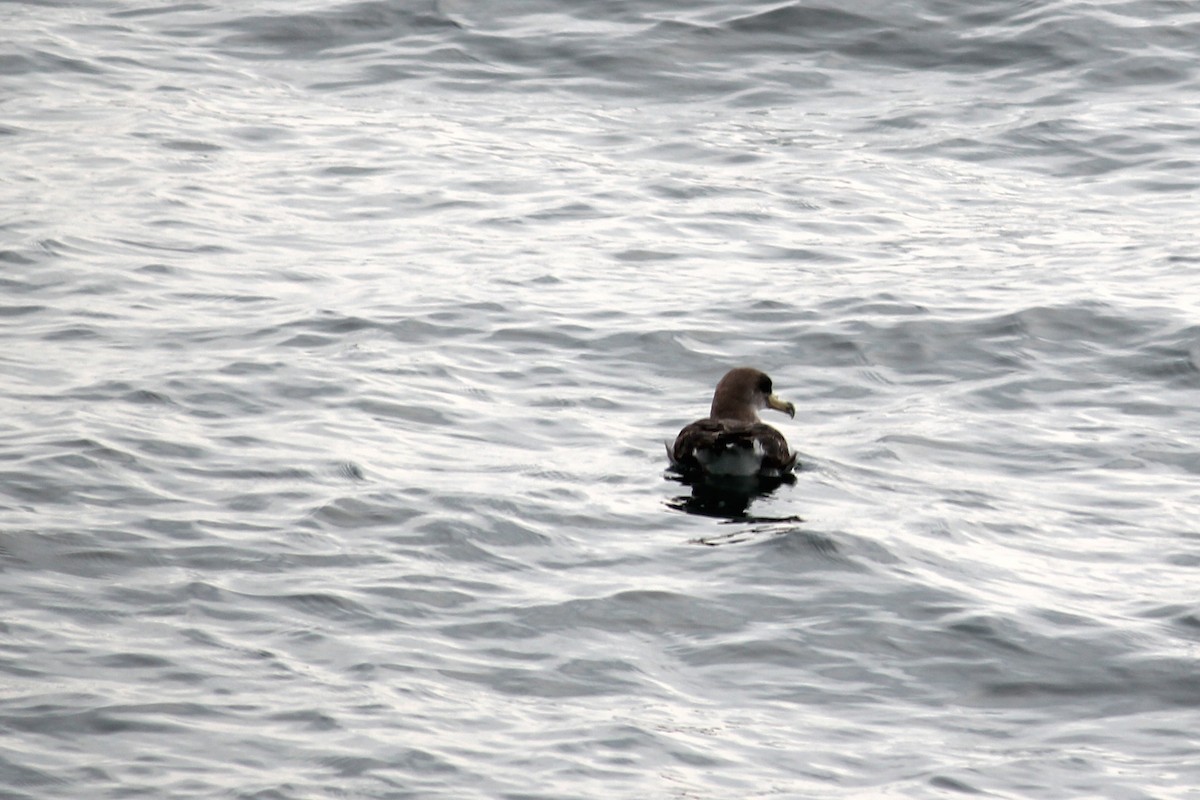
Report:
746,422,797,474
669,418,795,475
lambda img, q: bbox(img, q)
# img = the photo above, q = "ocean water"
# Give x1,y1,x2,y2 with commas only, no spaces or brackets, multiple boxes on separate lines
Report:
3,0,1200,797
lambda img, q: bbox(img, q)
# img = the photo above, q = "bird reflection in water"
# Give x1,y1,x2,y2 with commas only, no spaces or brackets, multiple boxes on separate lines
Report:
665,471,802,526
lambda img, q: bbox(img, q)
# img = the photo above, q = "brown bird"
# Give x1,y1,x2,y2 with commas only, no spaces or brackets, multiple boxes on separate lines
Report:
667,367,797,479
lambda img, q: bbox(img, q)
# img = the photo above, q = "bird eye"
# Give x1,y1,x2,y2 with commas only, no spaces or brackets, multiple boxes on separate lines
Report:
758,375,773,394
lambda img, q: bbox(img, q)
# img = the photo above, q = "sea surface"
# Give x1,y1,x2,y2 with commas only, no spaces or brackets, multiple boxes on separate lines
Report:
3,1,1200,797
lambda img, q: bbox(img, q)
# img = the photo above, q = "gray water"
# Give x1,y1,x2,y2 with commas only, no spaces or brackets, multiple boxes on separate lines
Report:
3,1,1200,797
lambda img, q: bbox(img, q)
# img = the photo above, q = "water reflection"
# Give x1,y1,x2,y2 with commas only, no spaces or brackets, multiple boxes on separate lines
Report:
665,472,800,523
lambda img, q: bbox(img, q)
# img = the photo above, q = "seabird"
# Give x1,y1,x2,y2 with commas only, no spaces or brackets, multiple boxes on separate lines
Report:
667,367,798,479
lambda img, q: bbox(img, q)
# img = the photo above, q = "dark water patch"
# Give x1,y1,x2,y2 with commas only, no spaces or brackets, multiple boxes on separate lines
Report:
54,547,164,578
384,316,479,344
277,312,382,336
927,774,982,794
110,4,211,19
425,301,507,322
250,590,373,623
0,471,88,506
334,461,366,481
307,495,423,531
139,516,206,540
219,3,461,58
0,304,45,317
349,397,454,426
838,302,1187,397
122,388,176,406
123,435,209,461
134,262,177,276
0,49,104,77
321,164,388,177
435,500,555,550
219,360,283,376
0,250,38,267
1083,55,1194,89
105,544,272,575
981,671,1200,714
113,236,235,256
161,138,223,153
269,708,341,732
519,590,745,637
41,324,102,342
1,701,209,737
93,651,175,670
818,294,931,318
851,318,1024,381
750,244,847,263
194,0,1167,96
717,1,1075,73
725,5,873,36
438,659,641,698
942,613,1033,655
0,755,71,793
172,385,273,418
361,582,477,613
278,332,338,348
485,324,591,350
1130,176,1200,193
440,618,539,643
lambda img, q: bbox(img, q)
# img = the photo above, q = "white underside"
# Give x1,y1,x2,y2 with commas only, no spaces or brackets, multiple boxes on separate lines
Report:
695,441,765,477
